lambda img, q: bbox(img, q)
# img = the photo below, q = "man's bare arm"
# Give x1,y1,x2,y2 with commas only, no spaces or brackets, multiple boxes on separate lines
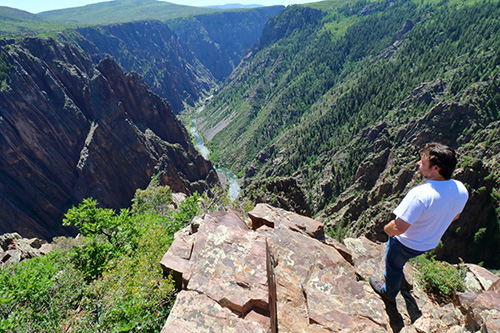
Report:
453,213,460,221
384,217,411,237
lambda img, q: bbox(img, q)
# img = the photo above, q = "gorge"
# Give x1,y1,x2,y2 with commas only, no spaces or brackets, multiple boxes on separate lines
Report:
1,0,500,331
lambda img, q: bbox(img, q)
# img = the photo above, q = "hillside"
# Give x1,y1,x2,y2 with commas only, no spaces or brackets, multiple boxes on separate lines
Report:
0,7,69,36
37,0,221,25
0,0,272,36
197,0,500,267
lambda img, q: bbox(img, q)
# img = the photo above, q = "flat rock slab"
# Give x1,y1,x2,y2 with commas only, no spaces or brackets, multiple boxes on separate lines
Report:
187,216,268,314
249,203,324,239
265,228,387,331
161,290,267,333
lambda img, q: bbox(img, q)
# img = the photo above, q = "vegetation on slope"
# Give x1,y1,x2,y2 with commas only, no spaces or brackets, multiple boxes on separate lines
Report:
198,0,500,266
37,0,221,25
200,0,500,202
0,185,212,331
0,7,71,36
0,0,267,36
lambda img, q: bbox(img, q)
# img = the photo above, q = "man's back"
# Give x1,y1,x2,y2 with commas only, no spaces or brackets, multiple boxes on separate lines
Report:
394,179,468,251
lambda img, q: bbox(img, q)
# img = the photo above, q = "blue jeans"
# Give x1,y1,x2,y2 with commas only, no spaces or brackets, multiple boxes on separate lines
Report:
383,236,425,299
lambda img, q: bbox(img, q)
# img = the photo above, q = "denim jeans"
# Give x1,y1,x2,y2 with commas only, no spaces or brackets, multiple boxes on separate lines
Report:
383,236,425,299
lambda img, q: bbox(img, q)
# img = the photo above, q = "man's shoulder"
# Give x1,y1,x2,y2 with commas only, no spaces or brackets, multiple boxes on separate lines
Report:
451,179,469,197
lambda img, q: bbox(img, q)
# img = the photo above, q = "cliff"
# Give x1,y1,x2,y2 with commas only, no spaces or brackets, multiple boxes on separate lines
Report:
55,7,283,113
0,37,218,240
167,6,284,81
160,203,500,332
63,20,214,113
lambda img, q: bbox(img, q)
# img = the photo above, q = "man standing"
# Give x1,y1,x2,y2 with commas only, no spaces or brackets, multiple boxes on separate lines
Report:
370,143,469,303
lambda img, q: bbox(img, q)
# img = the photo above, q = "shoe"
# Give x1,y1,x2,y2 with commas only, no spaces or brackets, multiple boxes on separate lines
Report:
369,276,396,303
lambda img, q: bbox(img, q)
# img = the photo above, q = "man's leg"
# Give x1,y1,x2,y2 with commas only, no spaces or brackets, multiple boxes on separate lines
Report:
383,237,424,299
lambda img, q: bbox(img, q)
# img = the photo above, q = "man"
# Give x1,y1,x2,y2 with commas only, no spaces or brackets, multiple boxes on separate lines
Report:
370,142,469,303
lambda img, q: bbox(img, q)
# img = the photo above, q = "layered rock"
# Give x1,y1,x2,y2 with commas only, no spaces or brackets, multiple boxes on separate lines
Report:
168,6,284,81
67,20,213,113
161,204,500,332
0,233,52,265
0,37,217,240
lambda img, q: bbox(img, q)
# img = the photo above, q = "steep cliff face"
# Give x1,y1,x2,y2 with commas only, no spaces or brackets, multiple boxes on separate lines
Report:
56,7,283,113
63,20,214,113
0,37,218,240
167,6,284,81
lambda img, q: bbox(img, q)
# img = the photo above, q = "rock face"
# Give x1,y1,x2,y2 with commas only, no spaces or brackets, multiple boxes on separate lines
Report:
161,204,500,332
0,37,218,240
168,6,284,81
244,176,312,217
67,20,214,113
0,233,52,265
56,7,283,113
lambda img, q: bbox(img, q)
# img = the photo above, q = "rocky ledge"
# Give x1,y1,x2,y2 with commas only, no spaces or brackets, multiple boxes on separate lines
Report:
0,233,52,265
161,203,500,332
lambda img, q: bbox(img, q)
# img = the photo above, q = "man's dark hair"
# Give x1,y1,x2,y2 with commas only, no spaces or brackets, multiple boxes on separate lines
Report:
420,142,457,180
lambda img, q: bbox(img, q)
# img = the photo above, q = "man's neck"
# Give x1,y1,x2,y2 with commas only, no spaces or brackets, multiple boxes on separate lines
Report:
427,174,447,181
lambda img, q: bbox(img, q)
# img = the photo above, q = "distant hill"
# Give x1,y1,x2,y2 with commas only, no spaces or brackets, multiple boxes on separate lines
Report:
0,6,42,21
0,6,67,35
38,0,225,25
204,4,264,9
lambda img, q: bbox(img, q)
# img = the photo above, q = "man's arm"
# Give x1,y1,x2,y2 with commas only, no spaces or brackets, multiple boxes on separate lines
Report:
384,217,411,237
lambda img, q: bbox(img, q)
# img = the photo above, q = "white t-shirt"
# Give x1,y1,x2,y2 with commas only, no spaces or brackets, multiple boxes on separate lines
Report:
394,179,469,251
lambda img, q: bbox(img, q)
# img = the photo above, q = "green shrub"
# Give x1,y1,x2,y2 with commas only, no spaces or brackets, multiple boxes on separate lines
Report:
132,185,173,215
414,256,466,304
0,251,87,332
0,187,206,332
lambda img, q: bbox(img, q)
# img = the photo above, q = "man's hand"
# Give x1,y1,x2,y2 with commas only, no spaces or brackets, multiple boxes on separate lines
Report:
384,218,411,237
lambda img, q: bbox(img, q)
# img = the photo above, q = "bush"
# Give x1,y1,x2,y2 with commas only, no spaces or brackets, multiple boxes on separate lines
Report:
413,256,466,304
0,251,87,332
132,185,173,215
1,186,203,332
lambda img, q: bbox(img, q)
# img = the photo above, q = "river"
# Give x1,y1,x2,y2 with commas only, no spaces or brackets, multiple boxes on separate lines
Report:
189,109,241,201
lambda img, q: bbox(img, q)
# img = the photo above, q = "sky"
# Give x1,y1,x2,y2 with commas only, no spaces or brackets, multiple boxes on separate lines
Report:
1,0,318,14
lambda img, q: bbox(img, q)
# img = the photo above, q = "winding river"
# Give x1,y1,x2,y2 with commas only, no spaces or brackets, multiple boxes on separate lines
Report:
189,110,241,201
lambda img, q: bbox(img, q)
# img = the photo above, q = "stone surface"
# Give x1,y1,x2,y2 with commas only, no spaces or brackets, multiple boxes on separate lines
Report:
0,233,52,265
161,205,500,332
249,203,323,239
161,290,267,333
343,236,386,280
186,217,268,314
489,279,500,293
465,264,500,291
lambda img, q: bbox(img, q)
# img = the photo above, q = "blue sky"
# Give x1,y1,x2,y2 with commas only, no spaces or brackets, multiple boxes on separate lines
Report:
2,0,318,14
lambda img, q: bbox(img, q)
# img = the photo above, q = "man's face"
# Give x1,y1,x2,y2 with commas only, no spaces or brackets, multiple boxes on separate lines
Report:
417,154,436,179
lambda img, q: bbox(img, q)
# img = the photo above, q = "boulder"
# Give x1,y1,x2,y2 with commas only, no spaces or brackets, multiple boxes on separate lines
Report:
465,264,500,291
